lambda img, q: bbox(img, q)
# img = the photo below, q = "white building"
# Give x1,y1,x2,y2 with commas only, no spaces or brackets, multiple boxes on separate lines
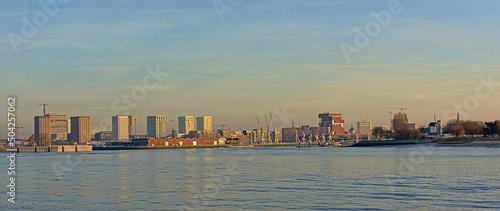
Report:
147,115,167,138
178,116,195,135
196,116,212,131
113,115,131,142
357,121,372,135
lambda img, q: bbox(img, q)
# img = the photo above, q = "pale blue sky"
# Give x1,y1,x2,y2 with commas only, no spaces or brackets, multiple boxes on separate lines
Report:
1,0,500,137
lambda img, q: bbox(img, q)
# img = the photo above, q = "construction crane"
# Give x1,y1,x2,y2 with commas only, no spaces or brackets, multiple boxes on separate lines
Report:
166,119,174,136
4,126,23,140
389,107,407,111
292,120,298,143
388,108,407,131
38,104,48,115
215,124,228,129
256,116,263,143
264,114,270,144
16,126,23,140
132,117,144,139
270,112,277,143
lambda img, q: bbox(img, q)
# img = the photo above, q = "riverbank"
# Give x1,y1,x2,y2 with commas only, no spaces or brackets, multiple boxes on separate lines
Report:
351,139,435,147
93,145,226,150
436,137,500,146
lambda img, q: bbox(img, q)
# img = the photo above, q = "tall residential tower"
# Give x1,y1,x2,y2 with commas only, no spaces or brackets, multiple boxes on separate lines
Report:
196,116,212,131
34,116,51,146
147,115,167,138
178,116,194,135
113,115,131,142
69,116,91,144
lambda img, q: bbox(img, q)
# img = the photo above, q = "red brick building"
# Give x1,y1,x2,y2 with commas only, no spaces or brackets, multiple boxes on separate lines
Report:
148,138,222,147
318,113,345,135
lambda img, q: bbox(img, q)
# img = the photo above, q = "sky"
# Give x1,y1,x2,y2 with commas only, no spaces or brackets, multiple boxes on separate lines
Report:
1,0,500,138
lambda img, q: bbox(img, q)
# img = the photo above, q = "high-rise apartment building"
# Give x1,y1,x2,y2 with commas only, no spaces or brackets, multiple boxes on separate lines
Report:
67,118,71,134
113,115,131,142
178,116,194,135
45,113,67,140
196,116,212,131
147,115,167,138
69,116,91,144
34,116,51,146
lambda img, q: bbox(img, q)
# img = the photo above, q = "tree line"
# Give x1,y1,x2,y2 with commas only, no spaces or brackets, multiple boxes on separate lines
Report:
371,112,500,140
445,120,500,138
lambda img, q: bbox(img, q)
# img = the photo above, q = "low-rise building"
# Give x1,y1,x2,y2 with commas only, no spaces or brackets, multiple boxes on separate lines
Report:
148,138,223,147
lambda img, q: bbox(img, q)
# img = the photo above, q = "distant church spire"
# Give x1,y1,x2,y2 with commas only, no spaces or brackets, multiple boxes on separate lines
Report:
457,112,460,121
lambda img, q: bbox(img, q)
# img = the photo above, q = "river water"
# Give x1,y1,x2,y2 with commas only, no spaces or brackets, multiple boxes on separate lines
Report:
2,144,500,210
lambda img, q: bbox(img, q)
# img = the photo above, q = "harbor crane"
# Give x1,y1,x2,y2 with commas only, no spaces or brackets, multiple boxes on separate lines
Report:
270,112,277,143
38,104,48,116
265,114,270,143
256,116,263,143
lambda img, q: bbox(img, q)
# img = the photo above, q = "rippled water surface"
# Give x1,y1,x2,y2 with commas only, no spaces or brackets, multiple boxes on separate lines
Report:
2,145,500,210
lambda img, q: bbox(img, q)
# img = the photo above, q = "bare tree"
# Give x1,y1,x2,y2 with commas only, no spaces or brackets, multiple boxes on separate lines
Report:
450,124,465,138
462,120,485,137
393,112,409,140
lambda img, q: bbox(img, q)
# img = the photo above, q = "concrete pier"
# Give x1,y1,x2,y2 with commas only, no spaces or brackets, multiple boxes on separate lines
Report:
18,147,36,153
63,145,76,152
76,145,92,152
6,145,93,153
49,146,63,152
35,147,49,152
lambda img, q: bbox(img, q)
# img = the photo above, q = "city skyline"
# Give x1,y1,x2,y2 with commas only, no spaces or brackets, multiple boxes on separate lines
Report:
1,1,500,138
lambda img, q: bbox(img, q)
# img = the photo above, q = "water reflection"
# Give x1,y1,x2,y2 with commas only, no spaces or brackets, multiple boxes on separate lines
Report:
2,146,499,210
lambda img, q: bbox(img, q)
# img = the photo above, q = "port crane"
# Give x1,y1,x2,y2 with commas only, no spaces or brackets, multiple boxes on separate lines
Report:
256,116,263,143
270,112,277,143
264,114,270,144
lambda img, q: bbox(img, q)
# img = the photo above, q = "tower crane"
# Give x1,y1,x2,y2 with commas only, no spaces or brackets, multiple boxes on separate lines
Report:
38,104,48,116
215,124,228,129
16,126,23,140
132,117,144,139
388,108,407,131
389,107,407,111
4,126,23,140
